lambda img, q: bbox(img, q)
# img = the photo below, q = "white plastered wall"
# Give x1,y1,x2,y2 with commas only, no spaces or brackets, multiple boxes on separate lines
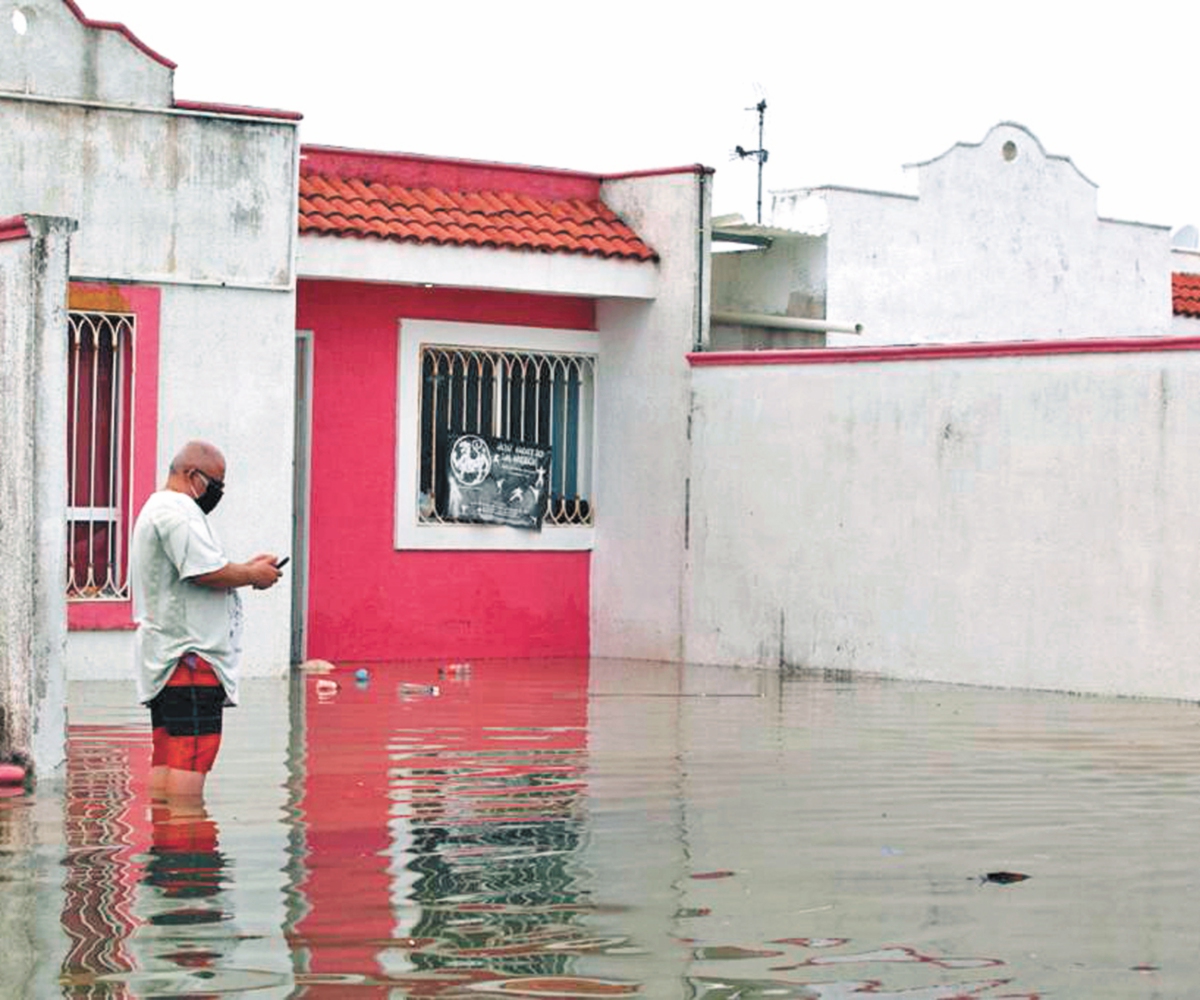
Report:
68,284,296,679
0,101,298,288
0,216,75,773
685,348,1200,700
591,170,710,661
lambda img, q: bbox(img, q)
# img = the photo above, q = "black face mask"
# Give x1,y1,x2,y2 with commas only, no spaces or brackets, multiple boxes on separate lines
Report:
192,472,224,514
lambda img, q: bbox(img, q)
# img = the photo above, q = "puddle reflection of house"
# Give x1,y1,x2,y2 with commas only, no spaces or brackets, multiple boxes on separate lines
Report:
294,660,592,983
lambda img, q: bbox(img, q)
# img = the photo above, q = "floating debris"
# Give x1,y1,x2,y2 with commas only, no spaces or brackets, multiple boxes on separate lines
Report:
298,659,336,674
980,871,1030,885
690,870,736,880
399,683,440,698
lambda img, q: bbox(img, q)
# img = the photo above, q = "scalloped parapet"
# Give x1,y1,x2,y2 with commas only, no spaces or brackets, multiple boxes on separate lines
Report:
907,122,1100,223
1,0,174,107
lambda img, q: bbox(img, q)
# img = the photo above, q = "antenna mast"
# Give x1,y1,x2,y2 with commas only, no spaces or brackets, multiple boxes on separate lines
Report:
735,99,769,224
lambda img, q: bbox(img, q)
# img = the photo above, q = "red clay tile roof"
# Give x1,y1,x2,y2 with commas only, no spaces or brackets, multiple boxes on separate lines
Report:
298,172,658,262
1174,272,1200,318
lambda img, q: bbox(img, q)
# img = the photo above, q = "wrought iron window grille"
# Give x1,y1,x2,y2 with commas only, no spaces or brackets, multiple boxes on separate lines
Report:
417,344,596,527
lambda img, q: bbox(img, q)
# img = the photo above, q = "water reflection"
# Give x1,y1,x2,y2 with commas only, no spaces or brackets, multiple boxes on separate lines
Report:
291,659,631,994
14,661,1200,995
60,726,142,998
142,804,229,964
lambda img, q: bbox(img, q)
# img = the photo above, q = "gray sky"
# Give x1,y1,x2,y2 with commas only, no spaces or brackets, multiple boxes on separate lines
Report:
80,0,1199,233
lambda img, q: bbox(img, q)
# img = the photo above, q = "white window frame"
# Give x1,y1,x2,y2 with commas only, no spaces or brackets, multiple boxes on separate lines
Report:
396,319,599,551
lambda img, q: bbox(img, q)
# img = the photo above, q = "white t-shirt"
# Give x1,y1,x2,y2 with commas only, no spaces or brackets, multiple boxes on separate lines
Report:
130,490,244,706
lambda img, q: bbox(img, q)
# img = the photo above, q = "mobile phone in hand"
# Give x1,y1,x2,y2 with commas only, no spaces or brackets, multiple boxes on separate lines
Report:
275,557,290,569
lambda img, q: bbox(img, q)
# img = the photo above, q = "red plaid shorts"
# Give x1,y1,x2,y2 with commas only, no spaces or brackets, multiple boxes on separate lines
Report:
149,653,225,773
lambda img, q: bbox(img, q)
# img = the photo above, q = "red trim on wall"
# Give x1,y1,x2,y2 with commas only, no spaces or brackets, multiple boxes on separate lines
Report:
173,99,303,122
298,280,594,663
688,335,1200,368
67,603,138,631
67,283,160,632
61,0,177,69
0,215,30,242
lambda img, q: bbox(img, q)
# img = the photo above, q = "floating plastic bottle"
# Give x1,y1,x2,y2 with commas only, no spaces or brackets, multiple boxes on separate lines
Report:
399,683,440,697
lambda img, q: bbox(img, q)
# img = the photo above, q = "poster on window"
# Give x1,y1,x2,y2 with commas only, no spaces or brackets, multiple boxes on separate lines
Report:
447,434,552,530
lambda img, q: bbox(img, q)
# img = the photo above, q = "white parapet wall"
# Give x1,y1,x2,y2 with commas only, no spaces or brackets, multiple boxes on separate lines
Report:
0,214,76,774
685,340,1200,700
772,124,1174,347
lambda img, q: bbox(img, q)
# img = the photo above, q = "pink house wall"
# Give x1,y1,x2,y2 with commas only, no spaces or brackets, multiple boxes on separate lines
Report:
66,282,160,632
297,279,596,663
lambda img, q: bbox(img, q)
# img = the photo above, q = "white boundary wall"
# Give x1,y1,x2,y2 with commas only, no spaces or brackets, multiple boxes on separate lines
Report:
685,343,1200,700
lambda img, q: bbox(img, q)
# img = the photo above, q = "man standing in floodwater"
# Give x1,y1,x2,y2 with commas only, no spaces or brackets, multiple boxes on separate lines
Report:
130,440,282,802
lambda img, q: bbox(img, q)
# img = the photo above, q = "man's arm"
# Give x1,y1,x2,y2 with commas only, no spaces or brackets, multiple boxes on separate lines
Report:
191,554,281,591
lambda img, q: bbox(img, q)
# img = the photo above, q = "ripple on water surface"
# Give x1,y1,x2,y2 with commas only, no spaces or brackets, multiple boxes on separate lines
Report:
3,664,1198,996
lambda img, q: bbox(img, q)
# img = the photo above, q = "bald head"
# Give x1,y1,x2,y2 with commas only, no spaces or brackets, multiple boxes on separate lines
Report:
165,440,227,502
170,440,224,476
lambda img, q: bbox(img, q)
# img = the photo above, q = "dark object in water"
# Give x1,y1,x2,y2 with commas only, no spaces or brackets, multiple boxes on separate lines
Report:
981,871,1029,884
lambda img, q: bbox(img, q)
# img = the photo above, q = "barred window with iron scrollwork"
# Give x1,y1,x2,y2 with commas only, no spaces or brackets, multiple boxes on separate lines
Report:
66,310,134,600
418,345,596,526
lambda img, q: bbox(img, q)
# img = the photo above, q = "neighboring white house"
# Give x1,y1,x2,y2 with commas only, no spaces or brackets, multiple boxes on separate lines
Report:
721,122,1178,347
0,0,301,690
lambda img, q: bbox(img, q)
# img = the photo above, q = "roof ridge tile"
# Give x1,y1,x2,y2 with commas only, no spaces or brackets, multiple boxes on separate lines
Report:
297,170,658,261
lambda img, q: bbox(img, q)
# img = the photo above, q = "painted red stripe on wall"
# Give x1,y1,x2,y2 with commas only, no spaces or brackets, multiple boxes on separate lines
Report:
0,215,30,242
688,336,1200,368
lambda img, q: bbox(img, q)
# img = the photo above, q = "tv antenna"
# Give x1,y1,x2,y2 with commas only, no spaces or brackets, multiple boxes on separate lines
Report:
734,98,769,224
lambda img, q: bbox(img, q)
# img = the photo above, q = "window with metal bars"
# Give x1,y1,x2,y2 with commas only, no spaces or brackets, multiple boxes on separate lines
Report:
418,345,596,526
66,310,133,600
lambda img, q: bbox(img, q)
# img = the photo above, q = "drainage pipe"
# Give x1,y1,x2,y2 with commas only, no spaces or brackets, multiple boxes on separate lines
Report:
711,310,863,335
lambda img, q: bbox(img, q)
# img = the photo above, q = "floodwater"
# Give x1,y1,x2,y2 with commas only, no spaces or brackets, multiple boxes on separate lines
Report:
3,660,1200,998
